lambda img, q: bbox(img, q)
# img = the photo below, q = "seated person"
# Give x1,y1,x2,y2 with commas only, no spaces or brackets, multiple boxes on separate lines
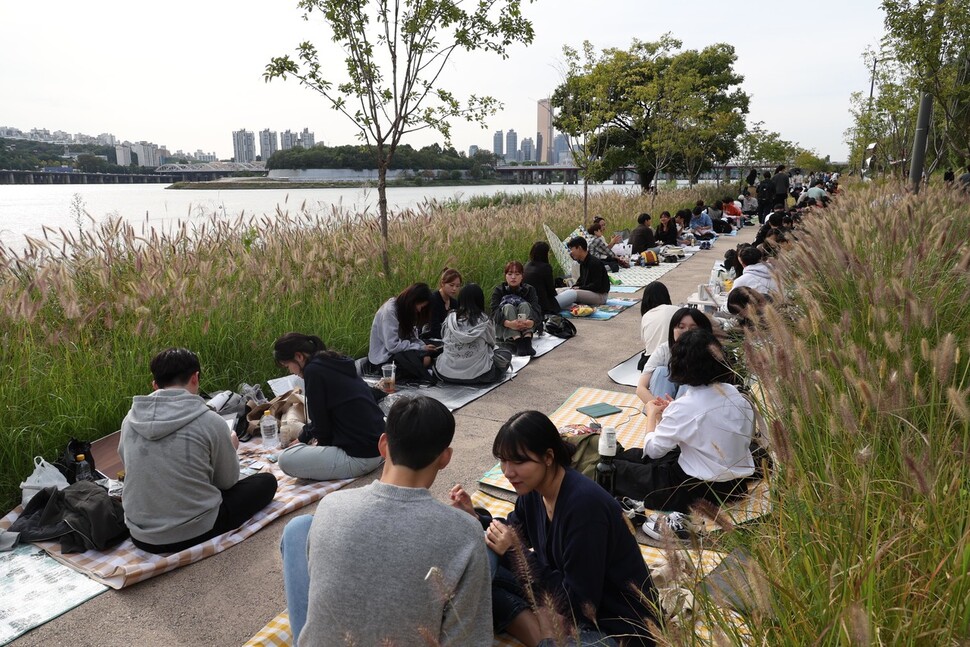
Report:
739,189,759,216
555,236,610,310
730,245,779,296
586,221,627,272
721,195,744,228
639,281,680,371
424,267,462,340
675,209,693,243
592,215,623,246
615,329,755,520
727,286,767,330
628,212,657,255
637,307,714,402
119,348,277,554
435,283,514,384
452,411,658,647
689,206,715,240
490,261,541,357
273,333,384,481
280,396,491,646
753,208,785,247
708,200,734,234
523,241,560,316
654,210,678,246
368,282,438,382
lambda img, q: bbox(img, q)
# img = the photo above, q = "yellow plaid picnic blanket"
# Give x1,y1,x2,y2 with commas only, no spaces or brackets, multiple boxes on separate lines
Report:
478,387,772,533
0,441,355,589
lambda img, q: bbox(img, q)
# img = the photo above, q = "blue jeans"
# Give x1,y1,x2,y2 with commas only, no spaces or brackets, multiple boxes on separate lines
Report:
649,365,681,399
280,515,313,644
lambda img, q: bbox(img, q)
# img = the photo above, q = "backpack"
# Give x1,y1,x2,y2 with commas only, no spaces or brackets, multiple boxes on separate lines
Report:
641,250,659,266
544,315,577,338
562,431,626,480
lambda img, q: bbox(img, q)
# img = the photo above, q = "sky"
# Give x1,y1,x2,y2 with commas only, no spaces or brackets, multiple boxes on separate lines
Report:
1,1,888,161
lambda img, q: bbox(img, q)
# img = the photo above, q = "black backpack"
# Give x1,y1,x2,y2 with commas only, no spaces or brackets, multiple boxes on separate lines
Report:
544,315,577,338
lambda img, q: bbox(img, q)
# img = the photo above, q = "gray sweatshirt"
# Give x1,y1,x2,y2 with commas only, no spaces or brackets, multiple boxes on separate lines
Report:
368,297,426,364
118,388,239,545
435,312,497,380
300,481,492,647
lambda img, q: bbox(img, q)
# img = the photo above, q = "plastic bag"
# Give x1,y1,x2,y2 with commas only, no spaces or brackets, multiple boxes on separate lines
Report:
20,456,70,506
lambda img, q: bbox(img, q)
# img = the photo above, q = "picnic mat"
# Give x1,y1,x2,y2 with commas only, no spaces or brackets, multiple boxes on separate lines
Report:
609,285,642,294
608,352,643,387
362,335,568,413
0,544,108,645
478,387,772,532
0,441,354,589
610,261,685,287
560,298,639,321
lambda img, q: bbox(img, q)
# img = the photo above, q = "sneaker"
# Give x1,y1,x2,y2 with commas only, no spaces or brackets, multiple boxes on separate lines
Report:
642,511,692,541
515,336,536,357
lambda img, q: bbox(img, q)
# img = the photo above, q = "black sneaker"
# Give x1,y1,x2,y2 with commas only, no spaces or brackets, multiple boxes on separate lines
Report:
642,512,692,541
515,336,536,357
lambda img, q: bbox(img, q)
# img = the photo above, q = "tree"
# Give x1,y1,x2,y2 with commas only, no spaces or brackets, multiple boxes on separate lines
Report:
551,37,748,193
265,0,534,273
737,121,799,168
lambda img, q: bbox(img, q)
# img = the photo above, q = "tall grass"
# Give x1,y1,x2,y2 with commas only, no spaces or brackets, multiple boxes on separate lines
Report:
686,185,970,645
0,185,723,510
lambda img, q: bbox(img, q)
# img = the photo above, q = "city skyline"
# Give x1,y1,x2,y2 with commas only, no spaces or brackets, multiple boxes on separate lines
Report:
1,1,886,160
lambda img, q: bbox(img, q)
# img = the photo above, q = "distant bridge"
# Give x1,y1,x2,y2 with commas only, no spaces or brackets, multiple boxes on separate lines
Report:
1,161,269,185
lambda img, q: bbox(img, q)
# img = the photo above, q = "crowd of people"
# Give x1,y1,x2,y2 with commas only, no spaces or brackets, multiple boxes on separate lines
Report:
113,182,824,646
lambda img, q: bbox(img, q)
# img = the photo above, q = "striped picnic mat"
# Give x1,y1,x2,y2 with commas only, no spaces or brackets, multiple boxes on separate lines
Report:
478,387,772,532
0,440,355,589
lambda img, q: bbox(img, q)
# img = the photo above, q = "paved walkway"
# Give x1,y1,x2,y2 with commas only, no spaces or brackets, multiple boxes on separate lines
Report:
13,227,756,647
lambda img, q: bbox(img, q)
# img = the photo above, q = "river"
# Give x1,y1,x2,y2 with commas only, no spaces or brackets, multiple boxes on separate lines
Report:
0,182,634,248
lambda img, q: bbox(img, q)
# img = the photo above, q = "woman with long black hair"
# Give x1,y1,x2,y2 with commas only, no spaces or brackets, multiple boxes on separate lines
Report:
368,282,438,381
434,283,513,384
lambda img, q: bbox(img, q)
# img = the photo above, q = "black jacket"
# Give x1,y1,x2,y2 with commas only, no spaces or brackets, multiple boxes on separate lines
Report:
576,254,610,294
655,223,677,246
300,354,384,458
628,224,656,255
490,282,542,331
524,261,559,315
10,481,128,553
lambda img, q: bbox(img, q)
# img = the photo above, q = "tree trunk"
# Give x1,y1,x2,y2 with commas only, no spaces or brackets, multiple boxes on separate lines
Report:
378,161,390,276
582,177,589,228
637,168,656,193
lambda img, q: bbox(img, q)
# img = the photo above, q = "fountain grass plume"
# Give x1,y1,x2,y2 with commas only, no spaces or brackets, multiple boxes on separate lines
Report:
690,184,970,645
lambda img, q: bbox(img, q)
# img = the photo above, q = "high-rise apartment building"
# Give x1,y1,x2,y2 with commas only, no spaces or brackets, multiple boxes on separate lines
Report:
259,129,279,161
553,133,571,164
537,99,554,164
281,130,298,150
300,128,315,148
115,145,132,166
506,129,518,163
468,145,479,157
520,137,534,162
130,142,160,167
493,130,504,159
232,129,256,163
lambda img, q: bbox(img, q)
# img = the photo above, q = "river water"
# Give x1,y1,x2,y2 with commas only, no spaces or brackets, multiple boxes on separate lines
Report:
0,182,633,248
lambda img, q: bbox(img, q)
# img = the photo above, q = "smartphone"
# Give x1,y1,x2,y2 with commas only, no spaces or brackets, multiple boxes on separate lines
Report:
516,313,527,320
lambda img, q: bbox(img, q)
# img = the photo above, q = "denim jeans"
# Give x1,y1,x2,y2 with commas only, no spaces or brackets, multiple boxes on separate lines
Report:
280,514,313,644
649,365,681,399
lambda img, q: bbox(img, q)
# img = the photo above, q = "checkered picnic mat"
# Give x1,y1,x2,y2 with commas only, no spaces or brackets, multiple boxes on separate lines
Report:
611,262,684,287
244,611,292,647
478,387,772,532
0,441,354,589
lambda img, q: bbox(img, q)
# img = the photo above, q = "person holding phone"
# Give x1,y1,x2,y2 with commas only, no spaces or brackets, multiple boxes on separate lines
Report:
490,261,541,357
368,283,439,382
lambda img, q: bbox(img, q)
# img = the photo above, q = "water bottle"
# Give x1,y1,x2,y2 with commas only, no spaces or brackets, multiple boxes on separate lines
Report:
260,411,279,450
75,454,94,482
595,427,617,494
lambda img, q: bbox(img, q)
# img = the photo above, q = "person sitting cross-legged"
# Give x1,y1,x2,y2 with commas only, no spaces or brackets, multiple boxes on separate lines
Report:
279,396,492,646
435,283,514,384
555,236,610,311
119,348,277,554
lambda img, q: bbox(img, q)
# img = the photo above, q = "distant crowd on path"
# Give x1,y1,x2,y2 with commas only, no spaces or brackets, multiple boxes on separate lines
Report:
110,181,832,645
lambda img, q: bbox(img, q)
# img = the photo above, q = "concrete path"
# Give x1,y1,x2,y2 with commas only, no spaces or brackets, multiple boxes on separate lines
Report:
13,226,755,647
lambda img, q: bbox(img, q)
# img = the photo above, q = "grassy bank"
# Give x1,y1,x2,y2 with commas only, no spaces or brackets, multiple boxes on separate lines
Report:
0,185,722,510
168,178,525,190
688,185,970,644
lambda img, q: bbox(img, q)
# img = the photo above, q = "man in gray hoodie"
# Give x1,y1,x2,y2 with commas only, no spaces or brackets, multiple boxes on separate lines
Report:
730,246,778,297
119,347,277,553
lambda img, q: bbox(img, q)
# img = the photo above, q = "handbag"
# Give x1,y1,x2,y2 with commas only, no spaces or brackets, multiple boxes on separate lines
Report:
20,456,70,506
54,438,96,484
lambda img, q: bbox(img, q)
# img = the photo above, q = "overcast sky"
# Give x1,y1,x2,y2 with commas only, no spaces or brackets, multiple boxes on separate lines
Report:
1,1,887,161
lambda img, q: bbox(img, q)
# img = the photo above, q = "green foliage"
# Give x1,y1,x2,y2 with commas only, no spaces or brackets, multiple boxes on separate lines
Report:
266,142,492,171
737,121,800,167
264,0,535,272
691,185,970,644
551,37,748,193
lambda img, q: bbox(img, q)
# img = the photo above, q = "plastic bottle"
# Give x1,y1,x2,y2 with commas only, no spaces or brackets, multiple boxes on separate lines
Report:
75,454,94,482
595,427,617,494
260,411,279,450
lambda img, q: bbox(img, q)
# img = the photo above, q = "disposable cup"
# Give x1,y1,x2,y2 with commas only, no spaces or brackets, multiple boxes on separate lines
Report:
381,365,396,393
